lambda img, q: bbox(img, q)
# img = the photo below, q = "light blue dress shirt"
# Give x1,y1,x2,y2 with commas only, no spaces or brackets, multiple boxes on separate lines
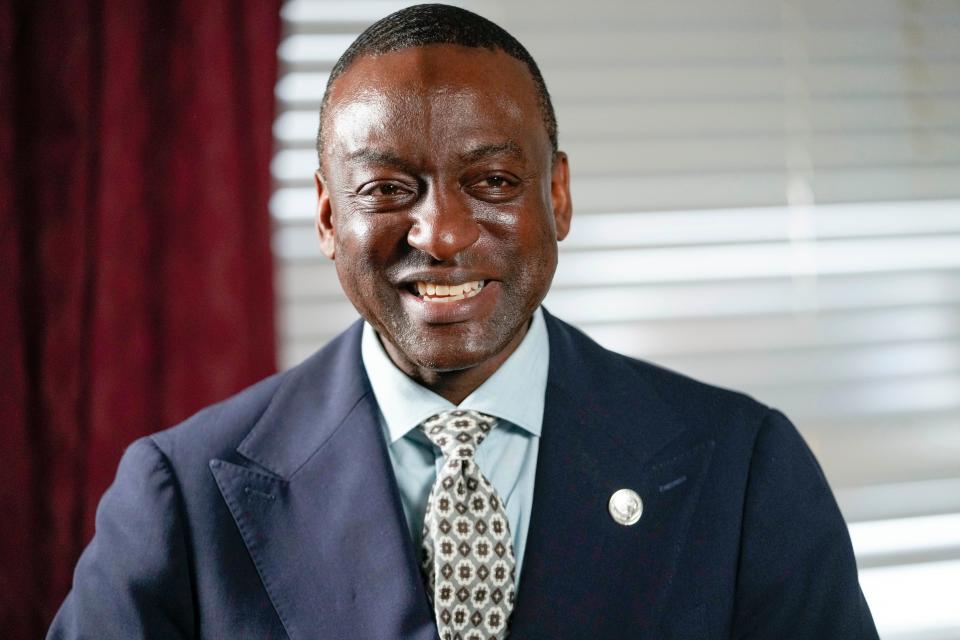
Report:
360,307,549,589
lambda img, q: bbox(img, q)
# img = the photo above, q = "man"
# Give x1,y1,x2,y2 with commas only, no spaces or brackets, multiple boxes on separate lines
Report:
50,4,879,639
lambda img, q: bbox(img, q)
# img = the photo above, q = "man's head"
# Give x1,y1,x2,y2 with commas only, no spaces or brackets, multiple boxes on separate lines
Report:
314,4,572,388
315,4,558,167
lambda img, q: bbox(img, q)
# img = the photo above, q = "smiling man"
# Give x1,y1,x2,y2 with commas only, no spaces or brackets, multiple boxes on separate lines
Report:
49,4,879,640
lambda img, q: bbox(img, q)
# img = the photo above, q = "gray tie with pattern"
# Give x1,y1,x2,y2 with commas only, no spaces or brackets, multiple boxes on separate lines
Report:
419,409,516,640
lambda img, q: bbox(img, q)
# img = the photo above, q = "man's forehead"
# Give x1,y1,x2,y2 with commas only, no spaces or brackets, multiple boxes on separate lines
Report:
329,44,535,97
327,87,525,139
322,45,546,157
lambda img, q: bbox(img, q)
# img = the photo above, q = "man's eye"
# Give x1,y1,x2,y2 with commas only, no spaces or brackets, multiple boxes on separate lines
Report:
359,182,409,197
470,174,518,194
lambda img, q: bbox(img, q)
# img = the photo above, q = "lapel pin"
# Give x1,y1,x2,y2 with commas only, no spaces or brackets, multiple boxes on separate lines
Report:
608,488,643,526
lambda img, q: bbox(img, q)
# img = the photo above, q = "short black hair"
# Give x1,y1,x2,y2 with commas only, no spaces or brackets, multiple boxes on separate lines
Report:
316,3,558,166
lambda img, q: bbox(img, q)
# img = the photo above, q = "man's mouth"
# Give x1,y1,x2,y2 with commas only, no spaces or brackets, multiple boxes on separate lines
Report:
410,280,486,302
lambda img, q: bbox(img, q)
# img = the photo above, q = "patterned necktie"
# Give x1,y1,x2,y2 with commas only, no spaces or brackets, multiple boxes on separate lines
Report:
419,409,516,640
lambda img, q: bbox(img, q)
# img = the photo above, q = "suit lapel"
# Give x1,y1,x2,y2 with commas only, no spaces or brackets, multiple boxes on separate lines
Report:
210,323,436,640
509,313,716,638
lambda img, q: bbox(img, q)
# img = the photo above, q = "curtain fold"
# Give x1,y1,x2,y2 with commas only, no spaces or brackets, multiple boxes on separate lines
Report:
1,2,281,636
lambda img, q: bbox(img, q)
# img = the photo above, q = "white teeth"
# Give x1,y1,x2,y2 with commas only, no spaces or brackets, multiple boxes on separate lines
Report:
414,280,485,302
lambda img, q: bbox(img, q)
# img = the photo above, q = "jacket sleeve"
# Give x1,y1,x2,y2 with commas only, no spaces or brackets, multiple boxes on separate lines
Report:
731,409,879,640
47,437,195,639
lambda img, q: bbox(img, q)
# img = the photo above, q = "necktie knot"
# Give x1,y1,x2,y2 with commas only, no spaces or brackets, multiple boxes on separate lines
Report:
419,409,497,460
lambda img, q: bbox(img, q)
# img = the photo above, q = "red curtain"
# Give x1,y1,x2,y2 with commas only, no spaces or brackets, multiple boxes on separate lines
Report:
0,1,281,636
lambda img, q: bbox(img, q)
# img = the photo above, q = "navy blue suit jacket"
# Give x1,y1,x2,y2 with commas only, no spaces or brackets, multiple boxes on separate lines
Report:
49,311,878,639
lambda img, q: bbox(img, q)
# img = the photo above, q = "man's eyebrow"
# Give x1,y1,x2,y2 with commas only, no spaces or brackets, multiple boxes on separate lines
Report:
459,141,525,165
347,148,418,173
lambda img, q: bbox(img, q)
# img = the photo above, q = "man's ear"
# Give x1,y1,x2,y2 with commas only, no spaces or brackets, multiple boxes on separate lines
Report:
551,151,572,241
315,169,336,259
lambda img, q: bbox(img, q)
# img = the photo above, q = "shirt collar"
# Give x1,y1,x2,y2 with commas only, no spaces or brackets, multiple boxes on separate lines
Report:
361,307,549,443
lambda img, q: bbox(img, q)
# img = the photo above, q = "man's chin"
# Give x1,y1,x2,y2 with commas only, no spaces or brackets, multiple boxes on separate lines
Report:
368,293,536,378
381,318,527,377
397,339,504,374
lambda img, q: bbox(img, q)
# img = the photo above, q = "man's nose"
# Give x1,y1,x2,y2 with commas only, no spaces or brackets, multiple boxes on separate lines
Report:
406,188,480,261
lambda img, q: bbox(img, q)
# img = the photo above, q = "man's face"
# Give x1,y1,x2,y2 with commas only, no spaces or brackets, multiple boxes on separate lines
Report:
316,44,571,375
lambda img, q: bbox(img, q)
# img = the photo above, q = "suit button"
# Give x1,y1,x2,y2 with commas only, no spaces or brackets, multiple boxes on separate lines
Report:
608,489,643,525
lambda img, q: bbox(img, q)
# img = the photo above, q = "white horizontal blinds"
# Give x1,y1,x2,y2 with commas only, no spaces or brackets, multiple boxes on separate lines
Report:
271,0,960,491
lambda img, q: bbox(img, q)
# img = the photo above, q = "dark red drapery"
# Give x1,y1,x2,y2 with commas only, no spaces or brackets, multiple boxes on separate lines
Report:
1,2,281,636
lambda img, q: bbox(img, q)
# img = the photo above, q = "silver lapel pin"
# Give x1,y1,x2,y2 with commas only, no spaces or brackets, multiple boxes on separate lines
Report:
608,488,643,526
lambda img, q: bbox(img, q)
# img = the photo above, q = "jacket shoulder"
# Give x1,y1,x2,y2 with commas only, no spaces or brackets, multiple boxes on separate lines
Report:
545,312,772,442
150,370,286,463
149,321,363,468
